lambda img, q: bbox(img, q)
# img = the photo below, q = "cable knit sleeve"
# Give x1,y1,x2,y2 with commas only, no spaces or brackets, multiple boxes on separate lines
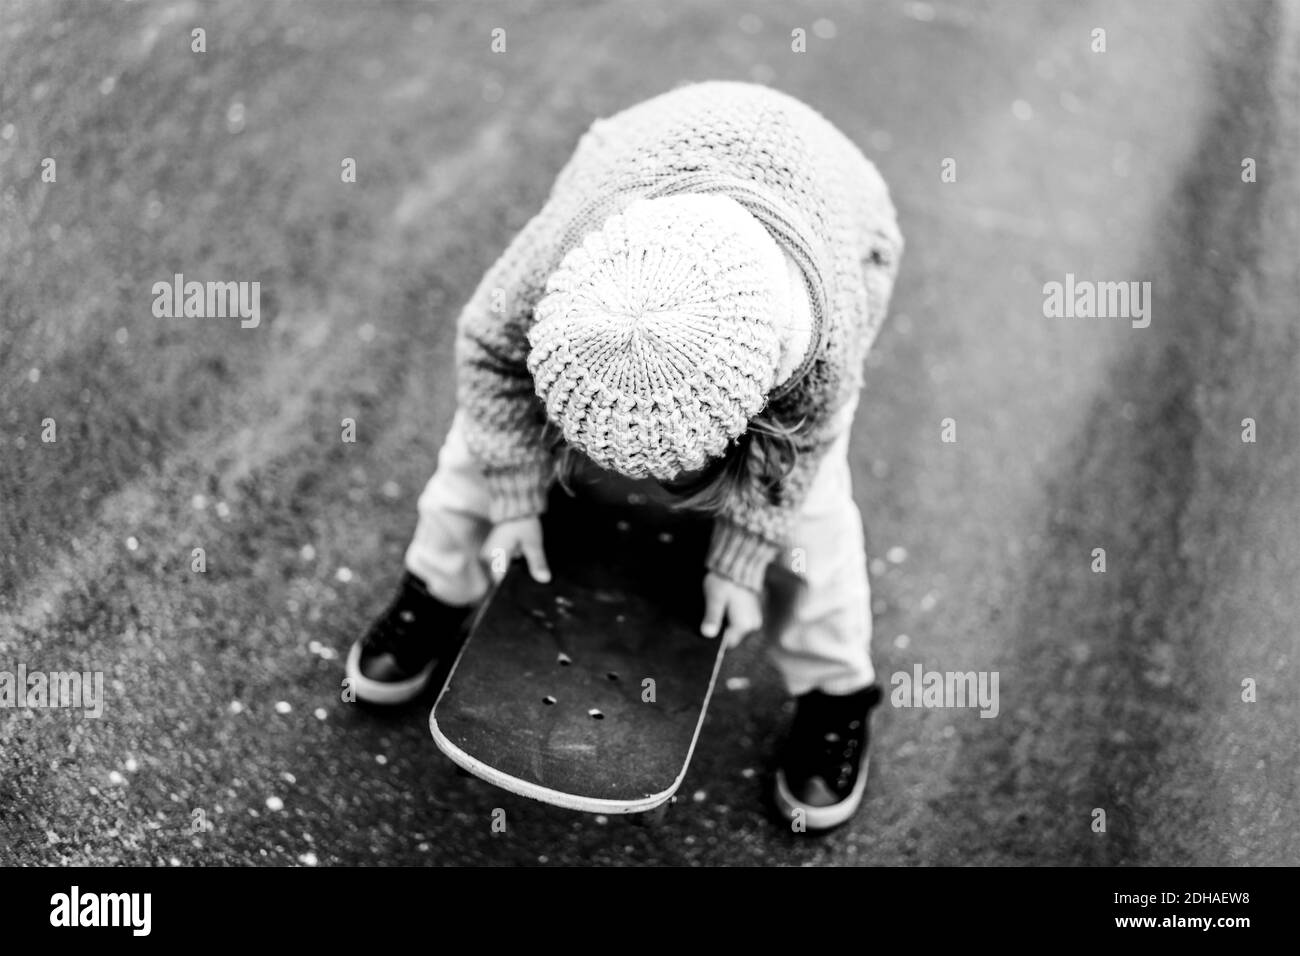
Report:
454,211,560,524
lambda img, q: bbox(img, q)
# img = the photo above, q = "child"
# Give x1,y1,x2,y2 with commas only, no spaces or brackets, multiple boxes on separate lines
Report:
346,81,903,831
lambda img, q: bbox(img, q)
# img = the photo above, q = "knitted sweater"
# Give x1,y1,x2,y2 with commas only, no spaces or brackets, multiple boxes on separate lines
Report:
455,81,903,590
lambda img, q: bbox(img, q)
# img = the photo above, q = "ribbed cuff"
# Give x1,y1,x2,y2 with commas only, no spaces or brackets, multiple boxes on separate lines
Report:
707,521,779,592
483,461,552,523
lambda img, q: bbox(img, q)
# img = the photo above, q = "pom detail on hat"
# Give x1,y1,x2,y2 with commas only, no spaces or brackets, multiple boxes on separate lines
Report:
528,194,783,480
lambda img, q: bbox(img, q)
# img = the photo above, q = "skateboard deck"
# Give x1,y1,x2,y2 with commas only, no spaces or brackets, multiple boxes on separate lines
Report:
429,485,725,813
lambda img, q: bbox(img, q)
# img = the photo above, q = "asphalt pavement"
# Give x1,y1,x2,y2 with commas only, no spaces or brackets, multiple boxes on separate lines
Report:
1,0,1296,865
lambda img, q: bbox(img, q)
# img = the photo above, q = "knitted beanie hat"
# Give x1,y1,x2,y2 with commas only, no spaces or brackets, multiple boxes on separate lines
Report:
528,193,787,480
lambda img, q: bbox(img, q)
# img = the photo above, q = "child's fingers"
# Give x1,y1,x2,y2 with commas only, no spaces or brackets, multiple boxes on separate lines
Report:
521,540,551,584
700,580,725,639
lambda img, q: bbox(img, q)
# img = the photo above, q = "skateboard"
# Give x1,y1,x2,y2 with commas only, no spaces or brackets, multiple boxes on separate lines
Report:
429,484,725,813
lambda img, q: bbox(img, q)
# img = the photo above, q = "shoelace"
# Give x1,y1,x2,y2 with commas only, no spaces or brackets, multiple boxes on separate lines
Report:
816,720,864,791
790,707,866,793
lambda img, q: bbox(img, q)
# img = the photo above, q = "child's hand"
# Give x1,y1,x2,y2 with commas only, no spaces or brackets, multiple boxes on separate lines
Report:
481,516,552,584
701,572,763,648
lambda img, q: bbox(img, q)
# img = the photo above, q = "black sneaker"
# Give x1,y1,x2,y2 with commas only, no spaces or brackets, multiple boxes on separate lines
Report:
344,572,474,705
773,684,883,832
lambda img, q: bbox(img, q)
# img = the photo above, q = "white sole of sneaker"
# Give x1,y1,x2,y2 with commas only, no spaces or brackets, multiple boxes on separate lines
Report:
345,640,437,705
773,757,870,832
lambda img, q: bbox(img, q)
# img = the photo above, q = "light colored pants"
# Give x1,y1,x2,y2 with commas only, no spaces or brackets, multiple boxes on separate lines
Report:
404,408,875,696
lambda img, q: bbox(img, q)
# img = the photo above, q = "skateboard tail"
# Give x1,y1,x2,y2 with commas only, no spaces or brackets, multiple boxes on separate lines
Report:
429,626,729,815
